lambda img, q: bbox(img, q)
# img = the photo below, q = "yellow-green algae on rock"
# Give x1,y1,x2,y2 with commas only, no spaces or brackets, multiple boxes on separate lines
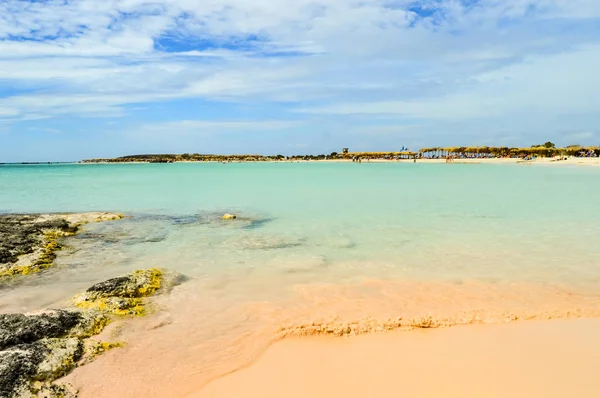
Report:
1,312,87,398
1,268,185,397
13,231,66,277
0,212,124,281
82,340,125,364
72,268,181,316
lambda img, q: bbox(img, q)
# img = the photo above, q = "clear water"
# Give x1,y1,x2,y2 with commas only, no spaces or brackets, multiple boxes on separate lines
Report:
2,162,600,396
2,162,600,288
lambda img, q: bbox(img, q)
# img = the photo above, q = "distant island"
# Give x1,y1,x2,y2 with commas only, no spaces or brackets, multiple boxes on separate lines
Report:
81,143,599,163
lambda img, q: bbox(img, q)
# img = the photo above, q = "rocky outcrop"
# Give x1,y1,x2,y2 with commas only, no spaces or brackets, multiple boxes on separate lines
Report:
0,215,75,274
1,337,85,398
0,213,123,281
0,311,83,351
0,311,91,398
0,268,185,397
73,268,185,316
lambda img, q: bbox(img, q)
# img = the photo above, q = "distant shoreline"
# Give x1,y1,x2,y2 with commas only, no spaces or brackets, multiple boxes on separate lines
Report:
77,145,600,165
3,157,599,167
76,157,600,166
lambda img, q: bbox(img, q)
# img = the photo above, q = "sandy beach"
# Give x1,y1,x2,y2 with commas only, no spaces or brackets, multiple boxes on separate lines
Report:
321,157,600,166
60,279,600,398
197,319,600,398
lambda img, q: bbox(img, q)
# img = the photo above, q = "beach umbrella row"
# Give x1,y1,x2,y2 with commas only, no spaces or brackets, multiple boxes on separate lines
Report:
419,146,600,157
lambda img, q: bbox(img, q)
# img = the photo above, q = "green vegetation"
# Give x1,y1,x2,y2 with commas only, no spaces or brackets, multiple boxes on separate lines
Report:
81,144,600,163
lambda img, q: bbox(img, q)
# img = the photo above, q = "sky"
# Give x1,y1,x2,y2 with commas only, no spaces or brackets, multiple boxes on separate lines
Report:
1,0,600,161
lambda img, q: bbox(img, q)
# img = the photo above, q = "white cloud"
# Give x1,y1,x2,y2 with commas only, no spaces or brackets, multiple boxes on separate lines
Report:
139,119,302,134
295,44,600,119
0,0,599,144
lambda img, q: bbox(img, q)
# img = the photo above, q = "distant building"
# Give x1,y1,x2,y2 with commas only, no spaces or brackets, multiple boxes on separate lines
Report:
342,148,349,154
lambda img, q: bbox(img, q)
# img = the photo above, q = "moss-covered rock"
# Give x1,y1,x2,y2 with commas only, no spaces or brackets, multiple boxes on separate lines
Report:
0,213,124,281
73,268,184,316
0,310,113,396
29,382,78,398
0,342,45,397
82,340,124,364
0,338,82,398
0,310,83,350
0,268,185,396
0,311,113,397
33,338,84,382
0,215,75,278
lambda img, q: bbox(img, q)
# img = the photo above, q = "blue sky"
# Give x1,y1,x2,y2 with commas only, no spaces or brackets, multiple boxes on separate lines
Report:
1,0,600,161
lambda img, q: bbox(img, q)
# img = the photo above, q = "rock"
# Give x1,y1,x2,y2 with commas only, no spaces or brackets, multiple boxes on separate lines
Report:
0,215,61,267
224,235,304,250
29,383,78,398
33,338,83,382
0,311,104,397
0,338,82,398
0,213,124,281
0,310,83,350
1,342,47,397
82,340,124,364
188,211,275,230
0,268,185,396
73,268,185,316
239,217,275,230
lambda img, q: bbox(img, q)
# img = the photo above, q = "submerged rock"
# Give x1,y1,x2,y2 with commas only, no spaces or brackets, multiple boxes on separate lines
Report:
0,215,74,272
73,268,185,316
193,211,275,230
239,217,275,230
0,213,124,281
224,235,305,250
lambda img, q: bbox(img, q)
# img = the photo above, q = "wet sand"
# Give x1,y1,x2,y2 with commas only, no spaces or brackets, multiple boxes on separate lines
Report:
197,319,600,398
62,279,600,398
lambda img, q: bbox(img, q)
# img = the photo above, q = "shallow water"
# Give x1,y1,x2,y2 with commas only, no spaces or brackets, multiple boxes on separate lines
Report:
2,162,600,396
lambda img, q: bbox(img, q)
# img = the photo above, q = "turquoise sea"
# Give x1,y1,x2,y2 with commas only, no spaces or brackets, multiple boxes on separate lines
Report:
2,162,600,396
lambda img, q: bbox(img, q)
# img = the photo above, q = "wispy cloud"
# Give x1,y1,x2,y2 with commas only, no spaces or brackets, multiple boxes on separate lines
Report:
1,0,600,160
139,119,303,134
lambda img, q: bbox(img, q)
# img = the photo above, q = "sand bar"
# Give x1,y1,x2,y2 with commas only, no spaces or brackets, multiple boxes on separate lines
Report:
197,319,600,398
